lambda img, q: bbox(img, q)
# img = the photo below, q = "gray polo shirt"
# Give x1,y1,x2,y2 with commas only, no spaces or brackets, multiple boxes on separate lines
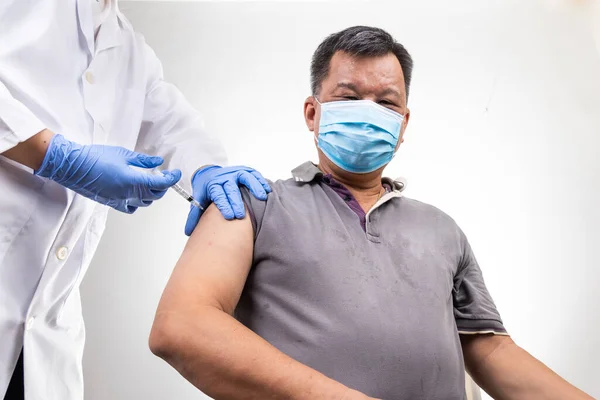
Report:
237,162,506,400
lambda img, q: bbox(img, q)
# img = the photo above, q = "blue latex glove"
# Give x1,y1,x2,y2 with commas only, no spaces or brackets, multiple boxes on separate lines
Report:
35,134,182,213
184,165,271,236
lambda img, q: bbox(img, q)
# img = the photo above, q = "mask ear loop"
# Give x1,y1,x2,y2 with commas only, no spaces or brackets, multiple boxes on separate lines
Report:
312,95,322,144
389,118,406,160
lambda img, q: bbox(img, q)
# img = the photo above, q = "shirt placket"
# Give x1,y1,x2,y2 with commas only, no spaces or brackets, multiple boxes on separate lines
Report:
322,174,395,242
365,193,397,243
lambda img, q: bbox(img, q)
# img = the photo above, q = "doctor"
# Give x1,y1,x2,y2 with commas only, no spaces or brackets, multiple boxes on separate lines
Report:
0,1,270,399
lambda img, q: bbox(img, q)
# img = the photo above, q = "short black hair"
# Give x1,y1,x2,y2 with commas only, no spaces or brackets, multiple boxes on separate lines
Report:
310,26,413,100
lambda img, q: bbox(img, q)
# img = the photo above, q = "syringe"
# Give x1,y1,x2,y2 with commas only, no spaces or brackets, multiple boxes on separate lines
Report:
170,182,203,210
152,169,203,210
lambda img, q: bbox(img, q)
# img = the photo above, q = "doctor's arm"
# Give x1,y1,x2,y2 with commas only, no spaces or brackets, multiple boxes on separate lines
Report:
461,334,593,399
136,43,269,233
0,80,52,168
149,204,374,400
2,128,53,170
1,79,179,212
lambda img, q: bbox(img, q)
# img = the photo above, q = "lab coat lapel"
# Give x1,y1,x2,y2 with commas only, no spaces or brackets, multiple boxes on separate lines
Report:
76,0,95,56
95,10,123,53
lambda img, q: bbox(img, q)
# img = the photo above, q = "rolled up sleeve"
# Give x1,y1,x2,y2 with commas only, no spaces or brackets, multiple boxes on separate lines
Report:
453,233,508,336
0,81,46,153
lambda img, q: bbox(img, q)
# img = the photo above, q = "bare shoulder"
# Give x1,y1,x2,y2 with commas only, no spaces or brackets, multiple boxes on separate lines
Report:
184,203,254,254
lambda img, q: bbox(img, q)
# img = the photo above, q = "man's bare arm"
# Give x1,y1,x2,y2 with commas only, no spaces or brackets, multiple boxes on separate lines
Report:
461,334,593,400
149,204,374,400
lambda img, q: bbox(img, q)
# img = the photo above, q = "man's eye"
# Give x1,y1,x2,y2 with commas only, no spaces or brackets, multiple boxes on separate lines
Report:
343,96,359,101
379,100,394,105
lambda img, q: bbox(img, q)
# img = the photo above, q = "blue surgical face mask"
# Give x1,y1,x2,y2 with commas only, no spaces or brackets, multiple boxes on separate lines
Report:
315,98,404,174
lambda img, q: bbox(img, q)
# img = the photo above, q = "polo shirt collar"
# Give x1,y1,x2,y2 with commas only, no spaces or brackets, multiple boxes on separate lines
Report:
291,161,407,193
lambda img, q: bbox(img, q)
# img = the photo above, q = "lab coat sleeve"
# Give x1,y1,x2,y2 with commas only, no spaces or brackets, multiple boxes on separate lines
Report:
135,42,228,193
0,81,47,153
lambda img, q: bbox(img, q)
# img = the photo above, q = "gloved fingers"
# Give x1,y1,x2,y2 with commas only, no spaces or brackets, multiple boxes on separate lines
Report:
76,183,148,213
106,198,137,214
218,166,271,195
145,188,169,201
237,170,268,200
119,199,138,214
126,152,164,169
126,197,155,208
250,170,272,193
144,170,181,200
190,166,221,200
144,169,182,193
220,165,252,174
193,165,222,180
209,183,235,220
184,205,202,236
125,205,138,214
222,180,246,219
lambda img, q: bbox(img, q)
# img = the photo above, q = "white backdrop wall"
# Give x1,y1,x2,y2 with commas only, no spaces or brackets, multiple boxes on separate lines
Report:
81,1,600,399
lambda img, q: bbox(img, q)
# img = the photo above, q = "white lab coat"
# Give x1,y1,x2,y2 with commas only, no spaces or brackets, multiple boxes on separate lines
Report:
0,1,227,399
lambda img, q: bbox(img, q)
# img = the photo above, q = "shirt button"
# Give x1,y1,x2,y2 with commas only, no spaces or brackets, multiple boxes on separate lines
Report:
85,71,95,84
25,316,36,331
56,246,68,260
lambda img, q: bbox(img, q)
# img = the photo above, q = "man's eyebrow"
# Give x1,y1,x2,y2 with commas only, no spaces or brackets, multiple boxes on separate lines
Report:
378,87,402,99
335,83,403,100
334,82,360,92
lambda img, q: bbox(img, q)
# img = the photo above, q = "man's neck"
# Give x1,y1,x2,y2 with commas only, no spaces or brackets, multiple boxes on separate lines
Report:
318,162,384,212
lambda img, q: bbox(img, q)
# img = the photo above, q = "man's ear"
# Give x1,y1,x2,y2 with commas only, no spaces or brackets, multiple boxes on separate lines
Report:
304,96,317,132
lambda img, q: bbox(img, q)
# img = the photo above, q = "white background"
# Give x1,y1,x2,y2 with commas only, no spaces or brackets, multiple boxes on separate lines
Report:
81,1,600,399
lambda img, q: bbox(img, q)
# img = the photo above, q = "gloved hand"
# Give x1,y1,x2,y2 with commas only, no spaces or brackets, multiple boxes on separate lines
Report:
184,165,271,236
35,134,181,213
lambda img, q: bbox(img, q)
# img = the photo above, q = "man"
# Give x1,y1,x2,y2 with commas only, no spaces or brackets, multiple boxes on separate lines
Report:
0,1,269,399
149,26,592,399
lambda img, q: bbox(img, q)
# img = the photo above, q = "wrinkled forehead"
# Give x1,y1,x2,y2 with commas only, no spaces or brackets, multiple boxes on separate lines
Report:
323,51,406,100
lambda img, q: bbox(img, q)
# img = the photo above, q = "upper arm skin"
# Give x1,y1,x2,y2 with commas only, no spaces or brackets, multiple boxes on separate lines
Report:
461,334,518,398
153,203,253,322
460,333,514,374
